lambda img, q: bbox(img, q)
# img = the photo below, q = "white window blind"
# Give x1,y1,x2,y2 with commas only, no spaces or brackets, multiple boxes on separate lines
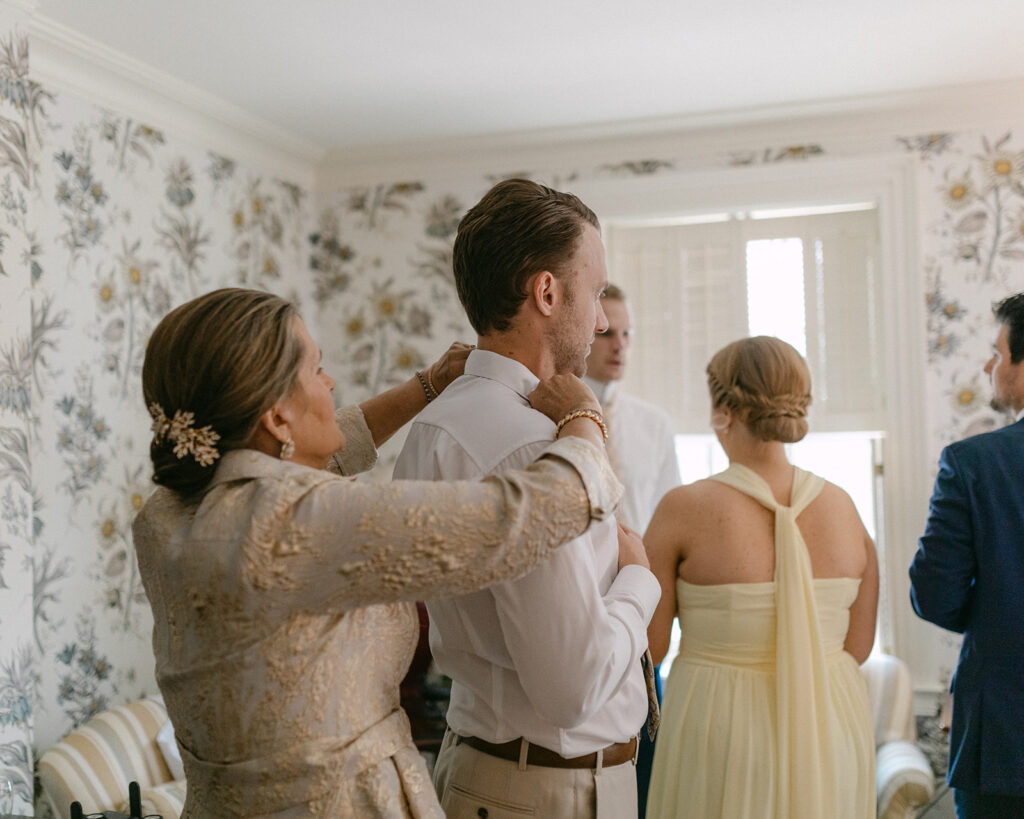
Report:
604,207,883,434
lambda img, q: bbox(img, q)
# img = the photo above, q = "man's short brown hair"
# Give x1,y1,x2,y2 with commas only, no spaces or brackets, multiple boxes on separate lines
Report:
453,178,600,335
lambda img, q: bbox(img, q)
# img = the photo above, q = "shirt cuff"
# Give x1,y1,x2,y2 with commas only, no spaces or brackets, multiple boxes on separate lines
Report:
614,564,663,625
326,405,378,476
539,437,623,520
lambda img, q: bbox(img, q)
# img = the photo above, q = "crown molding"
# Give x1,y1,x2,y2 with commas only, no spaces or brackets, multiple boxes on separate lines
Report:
1,0,38,15
28,13,324,188
21,7,1024,193
318,75,1024,189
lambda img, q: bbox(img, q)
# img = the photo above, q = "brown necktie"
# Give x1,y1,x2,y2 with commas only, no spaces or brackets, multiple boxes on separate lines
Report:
641,648,661,741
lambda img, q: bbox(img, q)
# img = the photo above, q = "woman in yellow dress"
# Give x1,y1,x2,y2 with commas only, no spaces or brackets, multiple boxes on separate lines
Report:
645,336,878,818
132,287,619,818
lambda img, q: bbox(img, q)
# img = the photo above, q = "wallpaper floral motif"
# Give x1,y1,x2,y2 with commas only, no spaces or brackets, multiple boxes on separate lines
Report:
0,11,1021,814
311,184,473,477
30,87,312,734
0,23,314,811
907,131,1024,448
0,22,47,812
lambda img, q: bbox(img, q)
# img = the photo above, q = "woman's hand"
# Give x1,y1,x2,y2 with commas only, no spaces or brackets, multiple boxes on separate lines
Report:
424,342,474,395
528,374,600,421
529,375,605,448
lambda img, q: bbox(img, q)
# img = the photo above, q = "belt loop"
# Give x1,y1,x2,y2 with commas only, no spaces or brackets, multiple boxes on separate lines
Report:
518,738,529,772
595,746,604,774
452,730,462,747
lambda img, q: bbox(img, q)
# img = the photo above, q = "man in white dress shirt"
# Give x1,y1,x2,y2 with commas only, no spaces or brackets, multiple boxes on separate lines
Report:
394,179,660,819
583,284,680,817
583,284,680,534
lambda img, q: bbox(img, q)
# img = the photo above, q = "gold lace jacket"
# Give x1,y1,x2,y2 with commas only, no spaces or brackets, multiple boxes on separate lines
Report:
133,405,621,818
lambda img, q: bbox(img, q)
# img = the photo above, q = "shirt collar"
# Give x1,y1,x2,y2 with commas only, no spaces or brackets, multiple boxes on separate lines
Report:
1017,407,1024,421
465,348,539,402
583,375,620,406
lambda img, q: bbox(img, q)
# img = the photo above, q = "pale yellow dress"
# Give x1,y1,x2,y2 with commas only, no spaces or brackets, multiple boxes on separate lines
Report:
647,464,875,818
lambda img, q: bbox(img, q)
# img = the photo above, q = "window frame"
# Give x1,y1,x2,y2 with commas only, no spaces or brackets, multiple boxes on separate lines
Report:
572,154,930,660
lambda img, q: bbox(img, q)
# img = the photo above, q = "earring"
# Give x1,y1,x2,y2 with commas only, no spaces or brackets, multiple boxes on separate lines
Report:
280,438,295,460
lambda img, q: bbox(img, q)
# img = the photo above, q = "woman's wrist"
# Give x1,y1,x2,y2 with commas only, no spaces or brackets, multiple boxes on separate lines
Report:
555,408,608,443
556,416,605,448
415,370,437,403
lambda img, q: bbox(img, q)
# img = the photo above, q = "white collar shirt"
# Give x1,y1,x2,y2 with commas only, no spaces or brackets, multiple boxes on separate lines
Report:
394,349,660,756
584,377,681,533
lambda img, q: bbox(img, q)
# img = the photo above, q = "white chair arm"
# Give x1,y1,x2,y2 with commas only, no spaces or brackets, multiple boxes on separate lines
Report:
876,739,936,819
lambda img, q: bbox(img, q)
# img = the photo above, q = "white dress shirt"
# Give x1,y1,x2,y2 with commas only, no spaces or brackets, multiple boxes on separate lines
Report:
584,377,681,534
394,349,660,757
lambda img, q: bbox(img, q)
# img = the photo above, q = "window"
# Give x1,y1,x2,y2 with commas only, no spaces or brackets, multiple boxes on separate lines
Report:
604,205,884,436
604,205,887,676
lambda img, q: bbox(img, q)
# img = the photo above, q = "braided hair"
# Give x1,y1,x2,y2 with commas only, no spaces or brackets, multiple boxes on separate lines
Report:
706,336,812,443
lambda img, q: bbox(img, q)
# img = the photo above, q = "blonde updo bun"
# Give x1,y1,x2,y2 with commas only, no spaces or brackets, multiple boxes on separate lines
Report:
706,336,812,443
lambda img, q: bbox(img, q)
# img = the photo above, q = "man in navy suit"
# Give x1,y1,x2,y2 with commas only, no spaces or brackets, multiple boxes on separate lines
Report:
910,292,1024,818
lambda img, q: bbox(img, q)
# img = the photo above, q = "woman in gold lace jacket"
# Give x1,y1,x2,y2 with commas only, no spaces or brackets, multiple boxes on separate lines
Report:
132,288,619,818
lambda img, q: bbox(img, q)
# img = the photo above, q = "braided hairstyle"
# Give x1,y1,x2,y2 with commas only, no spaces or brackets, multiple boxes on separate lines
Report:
706,336,812,443
142,288,304,500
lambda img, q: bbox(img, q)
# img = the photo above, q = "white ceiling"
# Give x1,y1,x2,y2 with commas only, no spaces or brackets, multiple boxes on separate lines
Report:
32,0,1024,154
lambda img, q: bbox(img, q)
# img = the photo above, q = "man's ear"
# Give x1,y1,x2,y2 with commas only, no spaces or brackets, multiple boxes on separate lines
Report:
531,270,558,318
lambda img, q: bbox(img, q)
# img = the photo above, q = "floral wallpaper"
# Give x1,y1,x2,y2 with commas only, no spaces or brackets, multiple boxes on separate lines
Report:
0,20,47,813
0,21,314,812
911,131,1024,440
311,182,473,477
903,130,1024,686
0,8,1019,813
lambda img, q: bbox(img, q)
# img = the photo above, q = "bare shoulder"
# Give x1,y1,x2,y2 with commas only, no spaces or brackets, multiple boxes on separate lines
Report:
801,477,874,570
647,478,735,546
652,477,725,518
813,479,864,523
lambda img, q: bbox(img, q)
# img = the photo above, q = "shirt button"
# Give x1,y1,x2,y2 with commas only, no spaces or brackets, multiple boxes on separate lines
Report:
477,809,488,818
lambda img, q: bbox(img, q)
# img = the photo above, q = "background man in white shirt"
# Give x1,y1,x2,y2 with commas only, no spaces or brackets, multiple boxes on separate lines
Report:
583,283,680,817
394,178,660,819
584,284,680,534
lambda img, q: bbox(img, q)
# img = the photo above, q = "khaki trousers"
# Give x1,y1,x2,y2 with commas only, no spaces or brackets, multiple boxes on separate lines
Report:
432,730,639,819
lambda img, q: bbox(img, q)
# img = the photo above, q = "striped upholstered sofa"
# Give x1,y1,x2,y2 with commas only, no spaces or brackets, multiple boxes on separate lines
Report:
38,697,185,819
861,652,937,819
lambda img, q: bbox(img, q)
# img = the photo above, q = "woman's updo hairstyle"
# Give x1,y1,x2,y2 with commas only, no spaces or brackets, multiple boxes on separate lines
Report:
706,336,812,443
142,288,304,499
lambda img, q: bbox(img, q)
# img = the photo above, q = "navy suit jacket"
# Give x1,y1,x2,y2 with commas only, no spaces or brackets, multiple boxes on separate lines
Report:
910,417,1024,795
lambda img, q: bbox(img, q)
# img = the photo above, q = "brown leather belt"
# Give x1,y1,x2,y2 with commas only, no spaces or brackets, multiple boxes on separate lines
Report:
456,733,637,769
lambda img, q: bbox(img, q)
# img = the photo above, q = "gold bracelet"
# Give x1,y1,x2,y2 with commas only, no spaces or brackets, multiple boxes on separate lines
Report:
425,369,438,399
415,371,437,402
555,408,608,442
